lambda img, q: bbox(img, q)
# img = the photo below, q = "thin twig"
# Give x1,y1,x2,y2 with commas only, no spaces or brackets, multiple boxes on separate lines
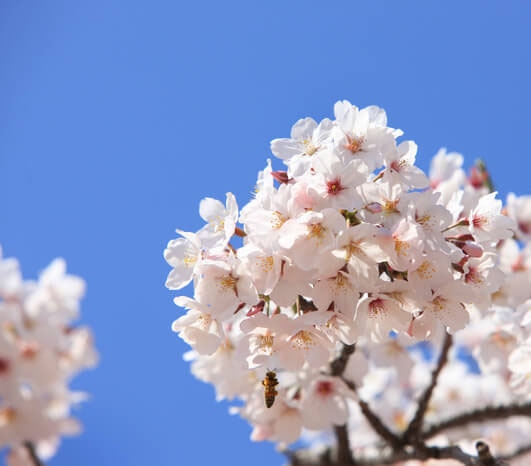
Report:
357,399,402,450
423,401,531,439
403,331,453,444
23,442,45,466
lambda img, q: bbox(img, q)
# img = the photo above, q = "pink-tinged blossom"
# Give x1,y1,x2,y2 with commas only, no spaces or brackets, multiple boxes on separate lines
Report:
171,297,223,355
278,209,345,272
281,311,335,371
366,337,415,381
310,270,360,316
407,253,455,302
300,375,352,430
408,282,471,339
197,192,238,248
317,310,359,345
355,294,412,342
240,313,294,371
237,243,282,295
468,192,515,242
0,251,97,464
463,254,505,310
164,230,202,290
194,257,259,319
270,117,334,178
429,148,466,200
506,192,531,242
358,179,405,228
268,262,314,307
332,101,400,171
303,150,368,210
333,223,387,287
375,218,424,272
382,140,429,189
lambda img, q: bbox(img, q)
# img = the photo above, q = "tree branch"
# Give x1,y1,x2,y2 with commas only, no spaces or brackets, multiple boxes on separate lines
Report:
285,442,489,466
330,344,356,465
402,331,453,444
330,344,355,377
357,399,402,450
333,343,403,450
23,442,45,466
423,401,531,439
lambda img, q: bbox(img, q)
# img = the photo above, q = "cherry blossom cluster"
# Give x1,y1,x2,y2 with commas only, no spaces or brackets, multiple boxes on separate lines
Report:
0,250,97,466
164,101,530,462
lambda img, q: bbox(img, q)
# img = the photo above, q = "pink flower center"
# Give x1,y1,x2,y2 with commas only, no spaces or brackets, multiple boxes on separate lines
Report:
0,358,10,375
316,380,335,397
326,178,344,195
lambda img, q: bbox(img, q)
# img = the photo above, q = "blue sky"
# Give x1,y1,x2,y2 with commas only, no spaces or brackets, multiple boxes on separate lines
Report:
1,2,531,465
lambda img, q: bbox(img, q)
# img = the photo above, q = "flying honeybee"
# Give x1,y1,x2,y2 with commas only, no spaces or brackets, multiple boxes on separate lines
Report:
262,370,279,408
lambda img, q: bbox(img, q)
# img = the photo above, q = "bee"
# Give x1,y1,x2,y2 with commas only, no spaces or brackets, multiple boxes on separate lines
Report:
262,370,279,408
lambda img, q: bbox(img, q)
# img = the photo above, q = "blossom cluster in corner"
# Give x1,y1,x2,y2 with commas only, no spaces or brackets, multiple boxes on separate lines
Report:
0,251,98,465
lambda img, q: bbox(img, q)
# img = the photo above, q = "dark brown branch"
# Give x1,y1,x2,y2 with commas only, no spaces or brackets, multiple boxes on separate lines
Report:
476,441,497,466
23,442,45,466
423,401,531,439
403,331,453,444
333,425,355,465
330,344,355,377
285,443,487,466
330,344,357,465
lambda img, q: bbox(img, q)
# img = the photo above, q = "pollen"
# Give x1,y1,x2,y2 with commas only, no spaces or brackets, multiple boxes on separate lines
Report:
465,268,483,285
212,217,225,233
218,338,234,353
303,139,318,156
219,274,238,291
271,211,287,230
260,334,274,351
0,407,16,426
291,330,315,351
307,223,325,241
345,241,361,261
432,296,446,312
345,134,364,154
416,213,433,229
335,272,347,289
183,250,197,268
416,261,435,280
383,199,399,214
490,330,516,349
257,255,274,273
394,239,410,257
197,313,212,330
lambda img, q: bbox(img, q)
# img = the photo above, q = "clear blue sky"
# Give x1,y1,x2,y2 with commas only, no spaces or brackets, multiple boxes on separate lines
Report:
1,2,531,465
